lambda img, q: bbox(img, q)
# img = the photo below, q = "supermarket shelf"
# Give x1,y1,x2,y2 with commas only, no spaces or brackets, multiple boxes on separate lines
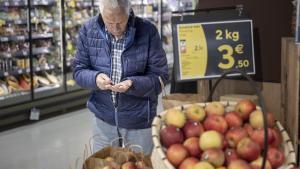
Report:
0,64,57,78
34,64,57,72
0,33,53,42
0,68,31,77
3,18,53,25
32,33,54,40
0,91,31,107
0,47,53,58
65,20,85,28
34,84,64,99
4,19,27,25
75,1,92,7
0,0,56,7
67,84,82,92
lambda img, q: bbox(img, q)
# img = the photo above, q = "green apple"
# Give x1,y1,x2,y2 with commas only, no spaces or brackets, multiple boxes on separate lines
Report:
165,109,186,128
185,104,206,122
199,131,223,150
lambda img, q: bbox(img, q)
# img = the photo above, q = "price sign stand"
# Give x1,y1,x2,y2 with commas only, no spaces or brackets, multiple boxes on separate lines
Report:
171,5,255,92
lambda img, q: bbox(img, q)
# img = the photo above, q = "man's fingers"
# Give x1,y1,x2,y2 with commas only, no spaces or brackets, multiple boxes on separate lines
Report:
99,74,111,82
104,84,113,90
112,84,129,92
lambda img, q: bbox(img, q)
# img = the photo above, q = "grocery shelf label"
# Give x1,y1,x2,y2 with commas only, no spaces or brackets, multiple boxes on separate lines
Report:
173,20,255,81
0,37,9,42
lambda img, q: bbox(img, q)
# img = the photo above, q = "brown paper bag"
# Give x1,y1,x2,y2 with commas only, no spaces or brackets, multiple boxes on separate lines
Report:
83,147,152,169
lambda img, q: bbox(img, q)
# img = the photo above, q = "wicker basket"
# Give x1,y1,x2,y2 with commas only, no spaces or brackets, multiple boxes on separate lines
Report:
152,70,297,169
151,101,297,169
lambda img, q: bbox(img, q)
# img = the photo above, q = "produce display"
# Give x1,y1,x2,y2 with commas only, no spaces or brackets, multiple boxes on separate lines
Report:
0,0,62,100
158,99,289,169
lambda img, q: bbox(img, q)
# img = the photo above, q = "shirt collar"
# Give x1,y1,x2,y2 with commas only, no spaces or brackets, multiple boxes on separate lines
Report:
104,27,127,41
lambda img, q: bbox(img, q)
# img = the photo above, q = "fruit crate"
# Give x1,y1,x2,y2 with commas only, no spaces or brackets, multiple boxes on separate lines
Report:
151,70,297,169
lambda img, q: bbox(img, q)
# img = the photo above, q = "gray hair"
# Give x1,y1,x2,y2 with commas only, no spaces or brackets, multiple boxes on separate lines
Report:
99,0,131,15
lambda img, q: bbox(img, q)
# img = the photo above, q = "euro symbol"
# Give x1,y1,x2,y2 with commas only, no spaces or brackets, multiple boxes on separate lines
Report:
235,44,244,54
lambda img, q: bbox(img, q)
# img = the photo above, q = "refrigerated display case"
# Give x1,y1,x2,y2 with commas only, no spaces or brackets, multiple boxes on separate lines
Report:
0,0,91,130
0,0,32,107
64,0,93,91
30,0,65,99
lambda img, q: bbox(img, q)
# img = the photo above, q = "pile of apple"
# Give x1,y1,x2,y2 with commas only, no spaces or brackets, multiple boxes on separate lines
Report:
159,100,285,169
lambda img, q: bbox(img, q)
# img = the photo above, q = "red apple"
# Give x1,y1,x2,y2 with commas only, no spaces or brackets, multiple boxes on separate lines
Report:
200,131,224,150
160,125,184,148
228,159,252,169
226,127,248,148
204,115,228,134
135,161,147,169
185,104,206,122
250,128,274,149
225,112,243,128
179,157,199,169
165,109,186,128
183,121,204,138
225,148,240,165
250,157,272,169
121,162,136,169
243,123,254,136
237,137,261,162
222,139,228,150
269,127,283,148
201,148,225,167
235,99,256,121
205,102,225,116
183,137,201,157
267,147,285,168
167,144,189,167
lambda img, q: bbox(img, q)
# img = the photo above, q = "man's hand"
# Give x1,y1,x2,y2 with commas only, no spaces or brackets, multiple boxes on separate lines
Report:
96,73,113,90
111,80,133,93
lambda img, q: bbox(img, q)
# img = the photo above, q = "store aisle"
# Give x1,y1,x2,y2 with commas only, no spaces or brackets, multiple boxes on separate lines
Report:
0,87,166,169
0,109,93,169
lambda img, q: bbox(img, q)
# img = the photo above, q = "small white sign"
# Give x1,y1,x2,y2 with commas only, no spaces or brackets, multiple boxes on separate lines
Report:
30,108,40,120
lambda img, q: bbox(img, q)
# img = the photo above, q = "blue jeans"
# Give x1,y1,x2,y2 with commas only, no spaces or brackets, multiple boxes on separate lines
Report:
92,115,153,155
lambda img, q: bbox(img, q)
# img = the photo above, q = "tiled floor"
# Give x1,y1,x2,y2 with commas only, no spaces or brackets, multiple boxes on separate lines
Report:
0,87,166,169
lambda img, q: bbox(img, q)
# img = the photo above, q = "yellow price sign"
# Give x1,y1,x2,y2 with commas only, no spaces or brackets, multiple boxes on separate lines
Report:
174,20,255,81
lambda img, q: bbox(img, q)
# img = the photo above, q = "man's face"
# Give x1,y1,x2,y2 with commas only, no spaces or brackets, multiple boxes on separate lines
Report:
102,7,129,38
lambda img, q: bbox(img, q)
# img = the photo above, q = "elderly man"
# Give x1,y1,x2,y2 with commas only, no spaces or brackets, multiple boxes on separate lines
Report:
73,0,168,155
